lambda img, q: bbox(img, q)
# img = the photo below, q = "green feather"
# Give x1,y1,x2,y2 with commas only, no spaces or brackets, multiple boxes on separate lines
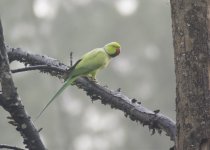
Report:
35,75,74,121
35,42,121,120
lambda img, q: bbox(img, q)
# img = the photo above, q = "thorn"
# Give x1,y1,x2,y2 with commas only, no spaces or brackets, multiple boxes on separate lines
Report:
70,51,73,67
143,122,148,126
154,109,160,114
91,95,98,101
38,128,43,132
158,129,162,134
7,116,13,120
151,128,155,135
137,101,141,105
8,121,18,126
116,88,121,92
124,113,128,118
130,115,136,121
131,98,137,103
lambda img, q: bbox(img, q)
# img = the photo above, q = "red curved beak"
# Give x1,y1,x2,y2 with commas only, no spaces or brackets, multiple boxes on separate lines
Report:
116,48,120,55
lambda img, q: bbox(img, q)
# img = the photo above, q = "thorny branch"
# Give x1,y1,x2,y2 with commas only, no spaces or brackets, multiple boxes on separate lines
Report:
0,20,46,150
7,46,176,141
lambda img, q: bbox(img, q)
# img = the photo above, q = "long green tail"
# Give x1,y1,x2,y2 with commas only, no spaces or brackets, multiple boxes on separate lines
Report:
35,78,73,121
35,59,82,121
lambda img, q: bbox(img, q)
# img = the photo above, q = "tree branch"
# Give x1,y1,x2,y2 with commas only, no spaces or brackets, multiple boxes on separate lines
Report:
7,46,176,141
0,20,46,150
0,144,24,150
7,46,68,78
11,65,65,74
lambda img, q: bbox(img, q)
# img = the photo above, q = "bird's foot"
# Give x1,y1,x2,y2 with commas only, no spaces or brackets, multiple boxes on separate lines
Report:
85,76,98,84
90,78,98,84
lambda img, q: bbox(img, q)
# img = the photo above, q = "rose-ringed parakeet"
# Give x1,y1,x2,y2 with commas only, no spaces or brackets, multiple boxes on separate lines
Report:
35,42,121,120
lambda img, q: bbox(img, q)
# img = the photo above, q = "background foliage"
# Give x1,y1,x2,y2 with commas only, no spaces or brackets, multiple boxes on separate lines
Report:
0,0,175,149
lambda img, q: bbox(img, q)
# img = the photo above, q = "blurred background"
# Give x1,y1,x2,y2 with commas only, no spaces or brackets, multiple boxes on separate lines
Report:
0,0,175,150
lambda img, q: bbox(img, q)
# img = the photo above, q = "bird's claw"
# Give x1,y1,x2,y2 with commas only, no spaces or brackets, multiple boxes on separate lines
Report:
90,78,98,84
84,76,98,84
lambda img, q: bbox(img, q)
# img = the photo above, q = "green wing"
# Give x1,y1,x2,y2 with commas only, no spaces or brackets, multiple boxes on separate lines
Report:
71,48,109,78
35,48,109,121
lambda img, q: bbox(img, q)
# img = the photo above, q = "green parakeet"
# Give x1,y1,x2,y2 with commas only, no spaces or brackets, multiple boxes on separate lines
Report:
35,42,121,120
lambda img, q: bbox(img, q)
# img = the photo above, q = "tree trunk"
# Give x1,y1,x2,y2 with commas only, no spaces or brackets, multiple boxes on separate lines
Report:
170,0,210,149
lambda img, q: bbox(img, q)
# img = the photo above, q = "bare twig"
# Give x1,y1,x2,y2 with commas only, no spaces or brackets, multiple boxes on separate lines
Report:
0,20,46,150
11,65,65,74
0,144,24,150
7,46,176,141
70,51,73,66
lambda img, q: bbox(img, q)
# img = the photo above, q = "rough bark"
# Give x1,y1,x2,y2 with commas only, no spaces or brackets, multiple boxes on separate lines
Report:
7,46,176,141
0,20,46,150
170,0,210,149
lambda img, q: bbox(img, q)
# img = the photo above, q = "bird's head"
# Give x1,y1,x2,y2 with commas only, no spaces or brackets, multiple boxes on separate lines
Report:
104,42,121,57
